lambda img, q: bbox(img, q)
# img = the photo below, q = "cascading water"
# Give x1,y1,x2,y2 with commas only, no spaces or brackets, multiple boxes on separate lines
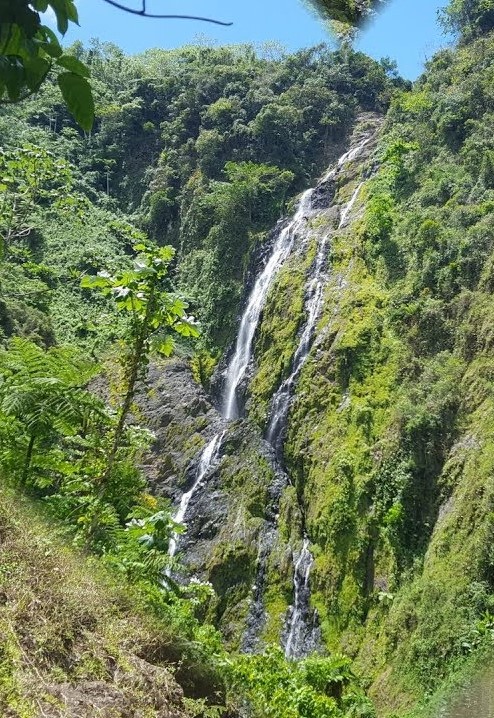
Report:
170,127,375,656
169,191,317,558
243,136,374,657
266,231,329,458
284,539,318,659
338,182,363,230
264,225,330,657
168,432,224,561
222,189,314,421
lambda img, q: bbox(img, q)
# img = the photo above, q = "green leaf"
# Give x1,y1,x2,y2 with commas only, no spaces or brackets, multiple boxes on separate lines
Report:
0,24,22,55
24,56,51,92
38,27,63,58
56,54,90,78
57,72,94,132
157,245,175,262
48,0,69,34
32,0,49,10
157,336,175,357
80,275,111,289
66,0,79,24
174,320,200,338
0,57,24,101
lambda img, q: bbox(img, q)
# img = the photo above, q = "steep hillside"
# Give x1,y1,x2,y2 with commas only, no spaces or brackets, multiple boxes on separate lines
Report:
0,42,398,349
0,485,221,718
2,2,494,717
133,12,494,716
0,38,395,718
247,18,494,717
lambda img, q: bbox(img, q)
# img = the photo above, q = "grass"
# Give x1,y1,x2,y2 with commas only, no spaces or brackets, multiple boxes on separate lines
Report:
0,482,226,717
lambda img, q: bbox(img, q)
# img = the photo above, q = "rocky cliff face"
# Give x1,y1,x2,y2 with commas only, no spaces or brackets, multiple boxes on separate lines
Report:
138,114,384,652
131,26,494,709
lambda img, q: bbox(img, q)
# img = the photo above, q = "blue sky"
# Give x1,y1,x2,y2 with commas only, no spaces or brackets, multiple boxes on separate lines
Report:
59,0,453,79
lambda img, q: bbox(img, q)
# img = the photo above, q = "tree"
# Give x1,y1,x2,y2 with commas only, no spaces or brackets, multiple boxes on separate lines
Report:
439,0,494,41
0,144,73,257
0,0,231,132
0,0,95,129
81,242,199,482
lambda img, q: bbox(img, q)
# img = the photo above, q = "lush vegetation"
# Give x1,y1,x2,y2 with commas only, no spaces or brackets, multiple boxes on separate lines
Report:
1,39,399,347
0,29,401,718
2,0,494,715
245,2,494,714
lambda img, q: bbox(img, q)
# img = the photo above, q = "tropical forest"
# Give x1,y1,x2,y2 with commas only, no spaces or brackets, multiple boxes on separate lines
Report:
1,0,494,716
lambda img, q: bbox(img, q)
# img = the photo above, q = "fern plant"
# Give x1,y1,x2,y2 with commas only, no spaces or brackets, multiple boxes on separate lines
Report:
0,337,103,484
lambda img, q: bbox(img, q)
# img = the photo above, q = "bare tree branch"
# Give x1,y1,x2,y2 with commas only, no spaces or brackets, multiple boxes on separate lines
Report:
100,0,233,26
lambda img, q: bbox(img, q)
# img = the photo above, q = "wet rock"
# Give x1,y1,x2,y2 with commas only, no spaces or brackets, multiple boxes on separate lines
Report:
136,359,222,500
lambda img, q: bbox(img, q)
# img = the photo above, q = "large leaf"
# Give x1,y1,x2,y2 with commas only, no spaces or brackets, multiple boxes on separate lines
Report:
48,0,69,34
38,27,63,58
0,56,24,101
56,54,90,78
57,72,94,132
24,56,51,92
31,0,50,10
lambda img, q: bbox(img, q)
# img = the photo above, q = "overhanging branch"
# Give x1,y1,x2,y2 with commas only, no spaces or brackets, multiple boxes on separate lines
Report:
101,0,233,26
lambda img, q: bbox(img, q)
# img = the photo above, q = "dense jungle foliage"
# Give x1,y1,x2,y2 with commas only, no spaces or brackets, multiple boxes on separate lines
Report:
1,0,494,715
243,0,494,713
0,35,397,718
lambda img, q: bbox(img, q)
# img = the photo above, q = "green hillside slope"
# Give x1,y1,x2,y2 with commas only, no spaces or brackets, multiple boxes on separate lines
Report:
1,1,494,716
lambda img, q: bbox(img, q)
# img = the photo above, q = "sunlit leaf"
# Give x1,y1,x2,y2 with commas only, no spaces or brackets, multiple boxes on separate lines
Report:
57,72,94,132
56,54,90,78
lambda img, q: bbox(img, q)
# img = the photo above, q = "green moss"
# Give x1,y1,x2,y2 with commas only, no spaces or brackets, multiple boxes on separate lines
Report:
190,350,219,390
247,44,494,711
249,241,317,427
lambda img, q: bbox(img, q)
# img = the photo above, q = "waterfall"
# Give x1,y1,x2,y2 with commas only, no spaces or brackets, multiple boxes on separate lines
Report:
284,538,317,659
169,129,374,654
168,188,317,558
168,432,224,561
262,224,329,659
243,136,373,656
338,182,363,229
266,232,329,458
222,189,315,421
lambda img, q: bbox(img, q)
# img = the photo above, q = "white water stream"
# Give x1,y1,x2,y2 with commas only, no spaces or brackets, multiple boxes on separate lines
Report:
278,148,370,658
222,189,315,421
168,432,224,561
169,133,373,654
338,182,363,229
284,538,314,658
266,230,329,456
